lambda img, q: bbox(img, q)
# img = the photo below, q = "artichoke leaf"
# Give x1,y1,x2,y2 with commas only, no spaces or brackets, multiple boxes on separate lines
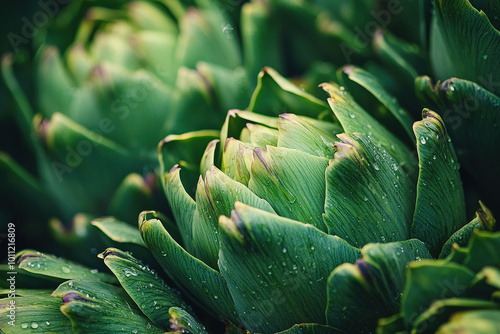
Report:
412,298,500,334
221,138,254,186
435,310,500,334
277,113,340,159
457,231,500,273
39,112,134,217
248,146,329,232
337,65,415,141
439,201,495,258
218,202,361,333
52,280,164,333
429,0,500,85
191,165,276,268
0,294,72,333
324,133,415,247
168,307,209,334
159,129,220,197
321,82,416,178
199,139,219,178
139,214,238,324
326,239,432,333
248,67,330,118
164,165,198,252
415,76,500,209
99,248,189,329
401,261,475,328
411,109,467,256
106,173,154,224
16,249,116,284
91,217,146,247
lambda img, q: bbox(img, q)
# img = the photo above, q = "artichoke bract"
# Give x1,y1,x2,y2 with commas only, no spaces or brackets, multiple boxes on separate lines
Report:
1,0,251,249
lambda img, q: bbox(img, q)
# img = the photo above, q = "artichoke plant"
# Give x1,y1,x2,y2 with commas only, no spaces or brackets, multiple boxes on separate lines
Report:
2,0,500,333
1,0,251,253
2,67,498,333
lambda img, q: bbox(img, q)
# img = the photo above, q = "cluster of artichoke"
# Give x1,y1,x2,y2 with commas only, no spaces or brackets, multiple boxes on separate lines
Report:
1,0,500,333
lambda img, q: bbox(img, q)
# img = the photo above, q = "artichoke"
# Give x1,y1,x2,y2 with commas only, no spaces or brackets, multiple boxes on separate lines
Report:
1,0,251,253
2,0,500,333
2,67,498,333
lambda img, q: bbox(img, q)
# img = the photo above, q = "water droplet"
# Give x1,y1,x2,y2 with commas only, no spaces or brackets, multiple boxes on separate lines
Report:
310,246,315,251
61,266,71,274
90,269,98,274
282,247,287,253
380,236,386,242
392,163,399,171
363,196,368,201
373,163,380,171
349,114,356,119
483,54,488,60
132,330,138,334
122,268,138,277
21,323,29,329
222,24,234,39
31,322,39,329
420,137,427,144
46,321,50,326
432,155,437,160
286,189,296,204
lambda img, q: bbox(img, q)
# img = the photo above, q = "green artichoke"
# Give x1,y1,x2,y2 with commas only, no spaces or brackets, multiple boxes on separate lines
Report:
3,67,497,333
1,0,251,252
2,0,500,333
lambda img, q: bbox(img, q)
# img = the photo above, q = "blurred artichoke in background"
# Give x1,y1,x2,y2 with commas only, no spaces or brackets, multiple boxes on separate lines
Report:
1,0,251,255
